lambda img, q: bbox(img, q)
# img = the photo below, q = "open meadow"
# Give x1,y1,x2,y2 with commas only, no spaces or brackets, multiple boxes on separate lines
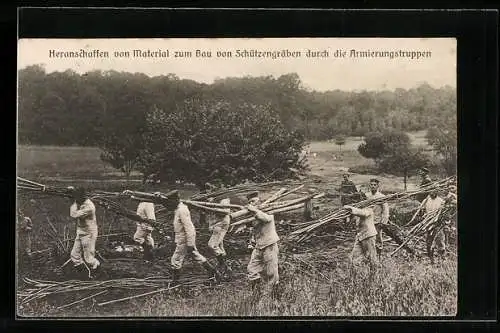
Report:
16,133,457,317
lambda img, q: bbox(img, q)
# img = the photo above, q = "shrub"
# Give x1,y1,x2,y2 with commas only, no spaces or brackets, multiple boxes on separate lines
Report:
138,98,307,188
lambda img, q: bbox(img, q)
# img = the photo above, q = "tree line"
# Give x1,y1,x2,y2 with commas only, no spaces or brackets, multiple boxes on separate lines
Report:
18,65,456,145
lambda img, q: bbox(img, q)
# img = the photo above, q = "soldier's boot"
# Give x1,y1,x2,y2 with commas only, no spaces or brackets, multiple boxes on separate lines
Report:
216,255,233,280
89,263,102,280
143,243,154,262
250,279,262,301
171,269,181,284
437,248,446,261
202,261,222,283
375,244,383,259
270,283,282,300
74,263,91,280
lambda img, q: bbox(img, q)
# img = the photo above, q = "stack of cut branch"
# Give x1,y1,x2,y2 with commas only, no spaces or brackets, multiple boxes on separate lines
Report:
19,275,212,308
17,177,124,200
17,177,74,198
189,181,289,202
182,184,324,229
288,176,456,244
17,177,166,229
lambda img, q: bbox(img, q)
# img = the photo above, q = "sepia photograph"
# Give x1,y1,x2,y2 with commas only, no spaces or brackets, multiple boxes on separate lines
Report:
16,37,458,318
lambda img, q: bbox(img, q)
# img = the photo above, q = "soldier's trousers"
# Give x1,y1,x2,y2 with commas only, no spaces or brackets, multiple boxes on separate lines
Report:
350,235,379,270
71,225,100,269
134,224,155,247
208,224,229,256
426,228,446,260
247,243,279,286
170,244,207,270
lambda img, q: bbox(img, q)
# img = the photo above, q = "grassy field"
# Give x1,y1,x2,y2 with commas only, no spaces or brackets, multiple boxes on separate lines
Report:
16,131,457,318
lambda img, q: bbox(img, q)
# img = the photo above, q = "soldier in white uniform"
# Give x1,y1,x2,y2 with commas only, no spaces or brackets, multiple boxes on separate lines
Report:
245,191,280,297
344,204,379,278
68,187,100,277
163,192,221,283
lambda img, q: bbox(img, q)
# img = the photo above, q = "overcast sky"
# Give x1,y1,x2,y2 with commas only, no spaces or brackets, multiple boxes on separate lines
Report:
18,38,456,92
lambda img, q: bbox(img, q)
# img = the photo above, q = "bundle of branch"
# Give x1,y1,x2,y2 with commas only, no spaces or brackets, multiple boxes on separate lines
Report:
178,184,306,216
90,196,167,230
91,190,122,198
17,177,74,198
19,275,211,307
189,181,293,202
229,191,325,228
288,176,456,244
390,203,456,256
120,190,179,203
17,177,123,200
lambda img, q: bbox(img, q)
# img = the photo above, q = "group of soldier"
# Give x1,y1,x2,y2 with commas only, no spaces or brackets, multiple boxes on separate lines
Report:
17,183,281,298
17,167,456,296
339,167,457,276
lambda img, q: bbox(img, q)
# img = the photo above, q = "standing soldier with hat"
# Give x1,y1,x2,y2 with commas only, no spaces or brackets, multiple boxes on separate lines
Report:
162,191,221,283
68,186,100,278
339,173,360,206
363,179,414,256
421,189,446,263
245,191,280,298
416,167,433,202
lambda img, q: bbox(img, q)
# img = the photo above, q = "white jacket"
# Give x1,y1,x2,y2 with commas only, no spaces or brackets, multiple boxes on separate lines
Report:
364,190,389,224
173,202,197,246
70,199,97,230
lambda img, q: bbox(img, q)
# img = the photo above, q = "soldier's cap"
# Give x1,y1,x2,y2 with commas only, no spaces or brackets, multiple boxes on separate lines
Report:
369,178,380,184
247,191,259,200
343,173,350,177
420,167,430,174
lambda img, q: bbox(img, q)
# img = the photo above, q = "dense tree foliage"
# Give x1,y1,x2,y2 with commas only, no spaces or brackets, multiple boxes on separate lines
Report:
18,64,456,145
138,99,306,186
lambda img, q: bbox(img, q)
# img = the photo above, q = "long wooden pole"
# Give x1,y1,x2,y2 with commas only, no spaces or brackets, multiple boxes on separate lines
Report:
57,290,108,310
97,285,180,307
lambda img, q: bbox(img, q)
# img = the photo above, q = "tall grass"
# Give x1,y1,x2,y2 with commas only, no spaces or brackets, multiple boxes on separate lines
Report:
19,252,456,317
